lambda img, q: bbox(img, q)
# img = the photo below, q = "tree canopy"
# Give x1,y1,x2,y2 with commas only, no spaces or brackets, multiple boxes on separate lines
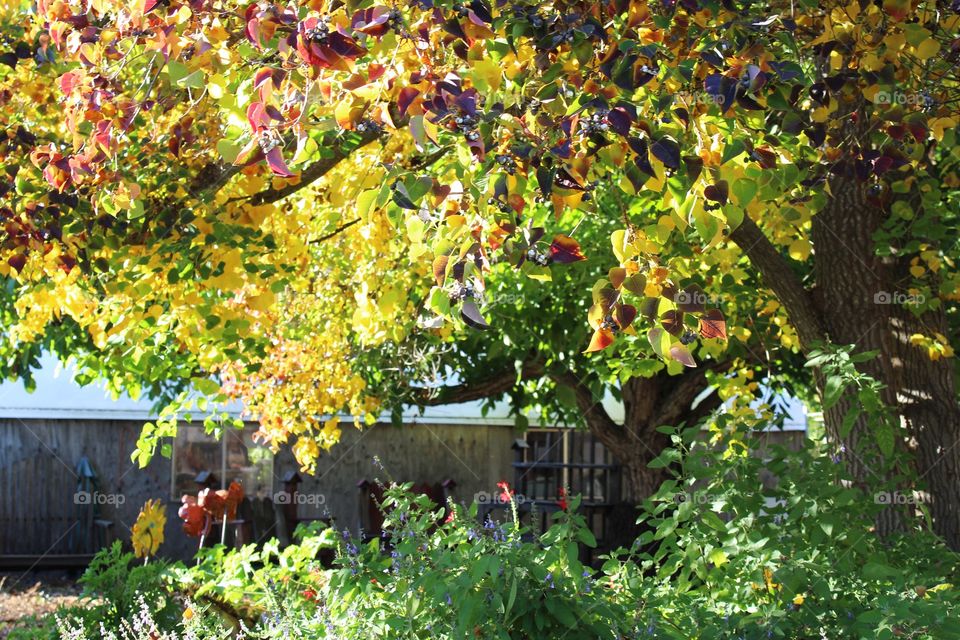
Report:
1,0,959,540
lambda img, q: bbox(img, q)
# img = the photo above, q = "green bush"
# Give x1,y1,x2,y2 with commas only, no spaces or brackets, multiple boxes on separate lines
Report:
51,429,960,639
621,425,960,639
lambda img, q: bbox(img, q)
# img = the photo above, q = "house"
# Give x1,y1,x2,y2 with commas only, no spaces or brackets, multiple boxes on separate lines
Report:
0,356,808,566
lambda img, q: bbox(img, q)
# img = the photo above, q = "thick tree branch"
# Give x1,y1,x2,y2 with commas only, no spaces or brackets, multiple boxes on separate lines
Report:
729,214,826,348
250,129,382,206
418,362,545,406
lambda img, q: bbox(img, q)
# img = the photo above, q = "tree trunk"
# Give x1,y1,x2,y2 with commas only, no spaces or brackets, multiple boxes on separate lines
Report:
731,177,960,549
619,443,670,503
552,367,722,556
812,177,960,546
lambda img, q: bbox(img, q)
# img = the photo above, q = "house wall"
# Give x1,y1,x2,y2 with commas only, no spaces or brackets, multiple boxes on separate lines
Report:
0,418,516,563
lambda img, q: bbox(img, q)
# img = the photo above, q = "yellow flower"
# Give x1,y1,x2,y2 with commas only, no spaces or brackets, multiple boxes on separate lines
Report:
132,499,166,559
793,594,805,606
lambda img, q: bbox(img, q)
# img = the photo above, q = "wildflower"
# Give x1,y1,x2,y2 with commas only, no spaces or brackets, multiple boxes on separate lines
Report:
302,589,317,601
497,481,513,503
793,594,804,606
183,607,194,621
544,572,555,589
557,487,568,511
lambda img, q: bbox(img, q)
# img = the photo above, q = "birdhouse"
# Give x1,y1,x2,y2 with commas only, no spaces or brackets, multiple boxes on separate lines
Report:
194,470,218,490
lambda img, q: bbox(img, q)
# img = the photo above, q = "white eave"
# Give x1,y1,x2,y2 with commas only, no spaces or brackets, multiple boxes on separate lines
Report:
0,355,807,431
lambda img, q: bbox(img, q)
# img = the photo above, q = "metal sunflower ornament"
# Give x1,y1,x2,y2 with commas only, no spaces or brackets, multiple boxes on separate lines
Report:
131,498,166,561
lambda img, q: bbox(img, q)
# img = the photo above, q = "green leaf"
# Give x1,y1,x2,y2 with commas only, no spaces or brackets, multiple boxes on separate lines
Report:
216,138,241,164
732,178,757,207
875,420,895,457
166,60,189,85
840,406,861,438
701,511,727,532
823,375,846,409
504,577,517,620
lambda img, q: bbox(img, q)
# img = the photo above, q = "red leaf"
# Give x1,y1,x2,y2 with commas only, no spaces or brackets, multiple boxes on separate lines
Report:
704,180,728,205
397,87,420,117
246,102,267,133
699,309,727,340
660,310,683,336
676,285,705,313
7,254,26,272
584,328,615,353
549,234,587,263
614,304,637,330
265,147,294,177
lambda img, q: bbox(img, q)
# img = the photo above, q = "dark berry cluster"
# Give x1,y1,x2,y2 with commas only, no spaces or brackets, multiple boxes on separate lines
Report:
525,246,550,267
306,20,330,44
580,109,610,136
453,113,480,141
600,314,618,331
257,129,282,153
680,330,698,345
449,282,482,302
355,119,384,135
487,196,513,214
494,153,517,175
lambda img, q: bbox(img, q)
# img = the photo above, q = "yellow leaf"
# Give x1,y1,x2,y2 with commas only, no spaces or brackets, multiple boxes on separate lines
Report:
910,265,926,278
469,58,502,93
916,38,940,61
788,238,811,261
709,549,729,567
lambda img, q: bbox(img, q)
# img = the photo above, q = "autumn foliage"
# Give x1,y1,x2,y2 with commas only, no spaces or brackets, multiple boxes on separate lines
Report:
0,0,956,480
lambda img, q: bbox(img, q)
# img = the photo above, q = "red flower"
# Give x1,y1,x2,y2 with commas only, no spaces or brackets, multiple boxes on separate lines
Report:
557,487,568,511
301,589,317,601
497,481,513,503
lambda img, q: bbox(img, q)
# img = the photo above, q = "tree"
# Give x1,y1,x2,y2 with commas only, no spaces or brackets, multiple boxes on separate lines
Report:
358,188,802,506
0,0,957,544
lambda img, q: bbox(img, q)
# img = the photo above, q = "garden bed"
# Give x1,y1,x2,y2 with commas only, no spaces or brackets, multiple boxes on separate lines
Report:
0,573,84,639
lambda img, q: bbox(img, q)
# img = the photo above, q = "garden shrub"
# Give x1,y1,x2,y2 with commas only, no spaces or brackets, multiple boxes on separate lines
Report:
52,429,960,640
620,425,960,639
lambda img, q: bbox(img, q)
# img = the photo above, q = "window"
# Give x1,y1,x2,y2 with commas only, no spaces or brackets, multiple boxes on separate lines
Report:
170,424,274,500
517,429,619,505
